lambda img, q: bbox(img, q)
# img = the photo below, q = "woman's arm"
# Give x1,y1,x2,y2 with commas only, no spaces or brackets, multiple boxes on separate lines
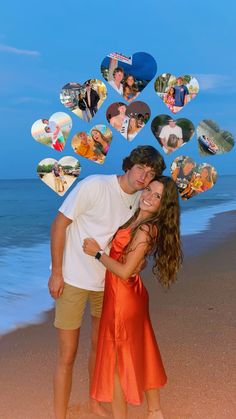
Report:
83,227,151,280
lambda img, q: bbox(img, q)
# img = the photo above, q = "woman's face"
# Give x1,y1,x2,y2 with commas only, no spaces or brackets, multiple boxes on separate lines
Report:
201,168,208,178
129,117,137,128
139,180,164,214
169,87,174,95
91,130,101,141
127,76,134,86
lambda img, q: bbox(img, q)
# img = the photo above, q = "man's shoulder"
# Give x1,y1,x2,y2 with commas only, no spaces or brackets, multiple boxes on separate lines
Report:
78,174,117,188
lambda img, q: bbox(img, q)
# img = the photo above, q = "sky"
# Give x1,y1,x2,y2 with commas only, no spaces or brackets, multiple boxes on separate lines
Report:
0,0,236,179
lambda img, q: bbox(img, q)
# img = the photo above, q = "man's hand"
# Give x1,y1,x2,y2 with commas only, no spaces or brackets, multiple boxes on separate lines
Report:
83,238,101,257
48,273,64,299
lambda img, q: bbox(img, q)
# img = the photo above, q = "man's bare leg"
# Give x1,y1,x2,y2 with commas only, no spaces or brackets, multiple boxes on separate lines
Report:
54,328,80,419
89,316,109,417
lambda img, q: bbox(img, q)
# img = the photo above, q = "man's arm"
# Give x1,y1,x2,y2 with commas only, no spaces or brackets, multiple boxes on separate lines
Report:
48,212,72,299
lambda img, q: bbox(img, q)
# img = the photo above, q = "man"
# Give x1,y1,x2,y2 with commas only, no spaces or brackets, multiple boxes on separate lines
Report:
42,118,65,151
109,102,129,138
48,145,166,419
84,82,100,117
173,77,189,111
108,67,124,94
51,162,63,193
159,118,183,154
172,157,196,196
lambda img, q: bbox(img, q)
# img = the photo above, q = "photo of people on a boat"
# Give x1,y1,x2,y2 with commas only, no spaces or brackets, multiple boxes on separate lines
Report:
197,120,234,156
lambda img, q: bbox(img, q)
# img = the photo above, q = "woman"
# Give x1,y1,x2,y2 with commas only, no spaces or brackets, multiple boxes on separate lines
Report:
74,132,98,160
161,134,183,154
127,116,141,141
83,177,182,419
123,74,139,102
78,92,92,122
163,87,175,113
91,129,110,155
183,166,214,198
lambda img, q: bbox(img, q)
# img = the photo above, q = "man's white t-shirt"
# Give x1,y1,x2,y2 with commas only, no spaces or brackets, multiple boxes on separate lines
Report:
59,174,140,291
109,80,123,94
159,125,183,139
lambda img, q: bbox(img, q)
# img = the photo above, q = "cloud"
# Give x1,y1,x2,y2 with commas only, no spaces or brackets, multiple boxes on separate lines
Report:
195,74,233,91
0,43,40,57
13,97,51,105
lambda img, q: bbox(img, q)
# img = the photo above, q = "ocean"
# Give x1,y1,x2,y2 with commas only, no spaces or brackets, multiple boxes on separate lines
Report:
0,176,236,336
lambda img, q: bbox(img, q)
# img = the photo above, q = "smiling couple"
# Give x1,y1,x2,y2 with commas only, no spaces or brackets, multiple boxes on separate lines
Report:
48,145,182,419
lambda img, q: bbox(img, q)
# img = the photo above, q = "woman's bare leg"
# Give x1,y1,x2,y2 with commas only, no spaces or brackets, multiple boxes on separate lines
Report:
89,316,109,417
112,360,127,419
145,389,164,419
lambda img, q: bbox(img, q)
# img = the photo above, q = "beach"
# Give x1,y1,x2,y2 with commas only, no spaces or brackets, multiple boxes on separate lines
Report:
0,209,236,419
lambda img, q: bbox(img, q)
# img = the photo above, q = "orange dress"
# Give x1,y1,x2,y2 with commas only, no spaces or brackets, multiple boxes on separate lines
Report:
91,227,167,405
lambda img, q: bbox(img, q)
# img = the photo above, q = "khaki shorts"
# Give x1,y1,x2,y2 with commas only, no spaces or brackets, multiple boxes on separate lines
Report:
54,283,104,330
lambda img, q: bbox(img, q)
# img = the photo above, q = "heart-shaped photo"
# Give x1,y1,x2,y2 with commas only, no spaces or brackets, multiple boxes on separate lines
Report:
154,74,199,113
37,156,81,196
151,114,195,154
60,79,107,122
31,112,72,151
106,101,151,141
101,51,157,103
170,156,217,200
71,124,112,164
197,119,234,156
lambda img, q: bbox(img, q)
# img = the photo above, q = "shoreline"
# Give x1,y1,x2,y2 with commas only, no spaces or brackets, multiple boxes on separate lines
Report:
1,208,236,338
0,209,236,418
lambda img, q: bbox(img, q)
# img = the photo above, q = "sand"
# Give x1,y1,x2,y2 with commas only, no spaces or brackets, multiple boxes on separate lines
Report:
0,211,236,419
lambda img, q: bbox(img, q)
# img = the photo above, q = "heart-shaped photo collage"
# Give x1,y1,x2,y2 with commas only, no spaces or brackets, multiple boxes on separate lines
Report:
31,51,234,198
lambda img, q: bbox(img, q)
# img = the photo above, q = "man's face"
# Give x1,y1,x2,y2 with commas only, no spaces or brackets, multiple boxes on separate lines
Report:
118,105,126,115
177,78,183,85
168,119,175,128
114,71,123,82
184,162,194,173
126,164,156,191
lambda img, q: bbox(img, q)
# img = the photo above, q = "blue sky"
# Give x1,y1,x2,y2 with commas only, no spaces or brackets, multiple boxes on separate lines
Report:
0,0,236,179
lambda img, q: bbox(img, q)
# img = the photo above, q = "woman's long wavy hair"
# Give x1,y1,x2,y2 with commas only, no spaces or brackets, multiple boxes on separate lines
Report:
120,176,183,288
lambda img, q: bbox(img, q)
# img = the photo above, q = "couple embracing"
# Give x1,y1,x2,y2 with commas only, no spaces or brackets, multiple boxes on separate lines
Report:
48,145,182,419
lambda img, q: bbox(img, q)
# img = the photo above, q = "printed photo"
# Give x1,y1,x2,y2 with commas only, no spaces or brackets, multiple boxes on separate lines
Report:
171,156,217,200
101,51,157,103
106,101,151,141
71,125,112,164
151,115,195,154
31,112,72,151
37,157,81,195
60,79,107,122
197,120,234,156
154,74,199,113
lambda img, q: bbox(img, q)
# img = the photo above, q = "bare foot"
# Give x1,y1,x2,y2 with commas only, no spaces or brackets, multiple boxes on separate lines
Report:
147,409,164,419
89,398,110,417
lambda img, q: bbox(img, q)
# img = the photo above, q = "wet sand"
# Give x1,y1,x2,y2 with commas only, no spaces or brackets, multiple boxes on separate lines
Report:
0,211,236,419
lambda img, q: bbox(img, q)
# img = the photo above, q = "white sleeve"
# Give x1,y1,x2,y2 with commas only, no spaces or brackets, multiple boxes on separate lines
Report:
177,127,183,138
159,126,167,138
59,177,100,220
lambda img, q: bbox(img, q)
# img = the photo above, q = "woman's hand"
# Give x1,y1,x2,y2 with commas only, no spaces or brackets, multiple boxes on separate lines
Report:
83,238,101,257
